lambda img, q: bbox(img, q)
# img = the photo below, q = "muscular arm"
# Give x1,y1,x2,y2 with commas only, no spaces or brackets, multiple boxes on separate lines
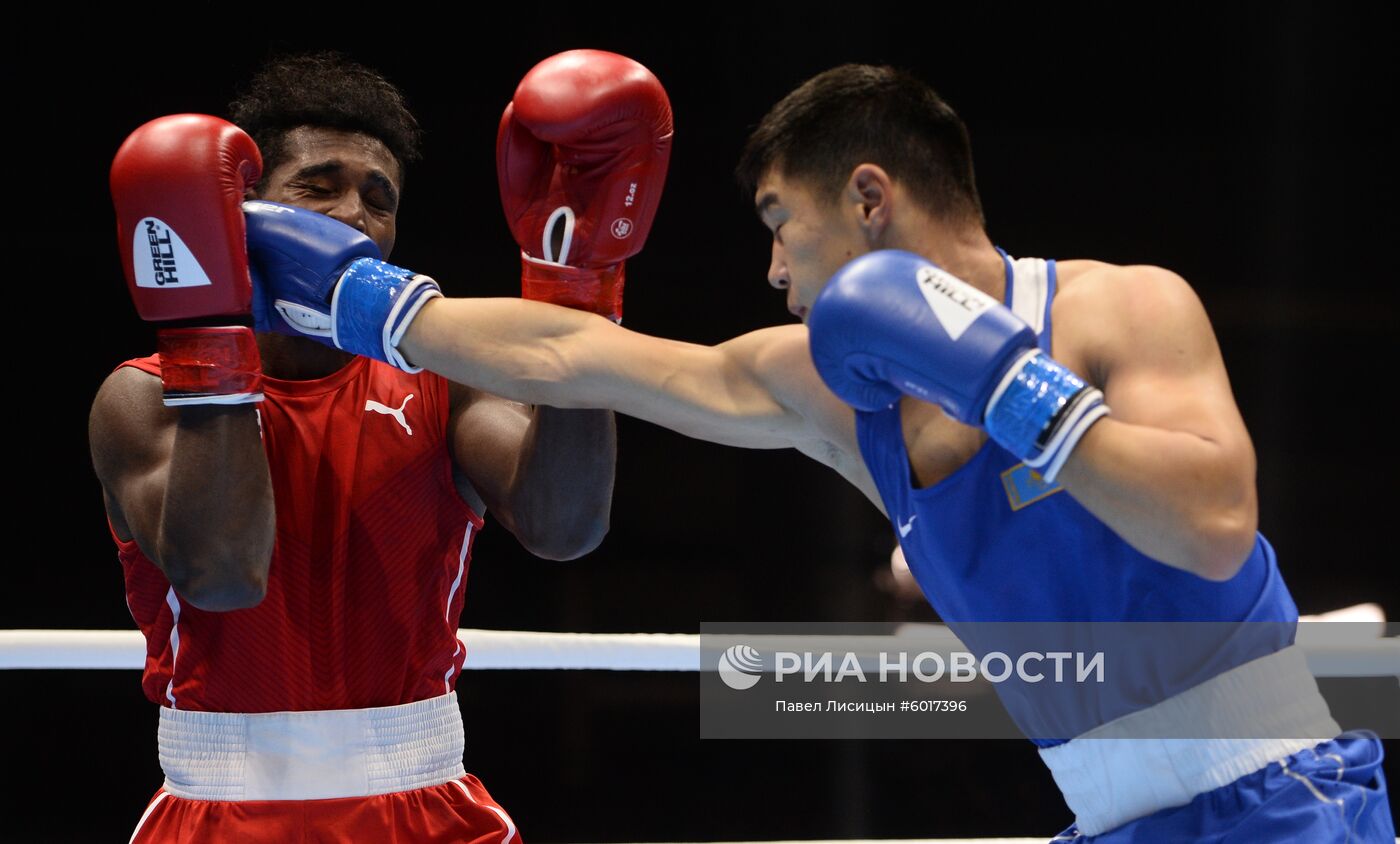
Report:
401,298,882,508
1053,265,1258,580
448,383,617,560
89,367,275,610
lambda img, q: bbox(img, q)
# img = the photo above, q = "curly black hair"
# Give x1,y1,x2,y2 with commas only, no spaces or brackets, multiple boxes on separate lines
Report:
229,51,422,186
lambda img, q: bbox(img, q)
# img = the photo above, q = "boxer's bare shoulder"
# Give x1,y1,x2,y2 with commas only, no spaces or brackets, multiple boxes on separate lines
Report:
1051,260,1223,383
1050,259,1252,467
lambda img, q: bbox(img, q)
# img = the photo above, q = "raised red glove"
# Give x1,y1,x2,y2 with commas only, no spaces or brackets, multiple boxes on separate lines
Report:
111,114,265,405
497,50,672,322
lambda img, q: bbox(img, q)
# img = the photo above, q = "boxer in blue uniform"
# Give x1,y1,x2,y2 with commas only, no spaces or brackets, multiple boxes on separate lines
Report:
251,64,1393,841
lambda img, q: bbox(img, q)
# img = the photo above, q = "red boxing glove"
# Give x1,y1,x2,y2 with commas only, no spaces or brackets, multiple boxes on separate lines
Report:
498,50,672,322
111,114,265,405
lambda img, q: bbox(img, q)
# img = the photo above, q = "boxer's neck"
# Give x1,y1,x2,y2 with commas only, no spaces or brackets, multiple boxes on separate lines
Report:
257,334,357,381
887,222,1006,304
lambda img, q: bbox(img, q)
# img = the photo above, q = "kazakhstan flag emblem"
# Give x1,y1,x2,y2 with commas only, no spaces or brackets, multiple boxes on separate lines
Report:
1000,462,1064,511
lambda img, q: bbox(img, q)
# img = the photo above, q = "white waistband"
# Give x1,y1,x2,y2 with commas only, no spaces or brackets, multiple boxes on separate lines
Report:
158,692,466,801
1038,644,1341,836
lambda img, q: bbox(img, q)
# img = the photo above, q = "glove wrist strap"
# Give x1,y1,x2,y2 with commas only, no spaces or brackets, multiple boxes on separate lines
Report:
520,253,624,323
156,327,264,407
984,350,1109,482
331,258,443,373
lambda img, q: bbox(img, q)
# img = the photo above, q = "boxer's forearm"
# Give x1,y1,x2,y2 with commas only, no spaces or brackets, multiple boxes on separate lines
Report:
505,406,616,560
404,297,821,450
90,372,276,612
1054,418,1257,581
159,405,276,609
402,297,604,407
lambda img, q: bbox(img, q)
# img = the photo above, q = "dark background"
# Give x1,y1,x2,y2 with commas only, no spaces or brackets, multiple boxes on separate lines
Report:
6,4,1396,840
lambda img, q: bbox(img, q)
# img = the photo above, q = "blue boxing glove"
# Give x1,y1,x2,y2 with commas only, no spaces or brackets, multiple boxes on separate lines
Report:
244,200,441,372
809,250,1108,482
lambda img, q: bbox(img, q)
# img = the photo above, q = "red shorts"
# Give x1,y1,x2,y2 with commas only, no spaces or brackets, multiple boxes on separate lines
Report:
129,773,519,844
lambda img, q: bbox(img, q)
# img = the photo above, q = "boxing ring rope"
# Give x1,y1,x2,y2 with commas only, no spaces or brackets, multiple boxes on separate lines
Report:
3,623,1396,674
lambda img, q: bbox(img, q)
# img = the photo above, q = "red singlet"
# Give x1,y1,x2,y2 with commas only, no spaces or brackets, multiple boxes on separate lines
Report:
111,354,484,713
109,355,517,843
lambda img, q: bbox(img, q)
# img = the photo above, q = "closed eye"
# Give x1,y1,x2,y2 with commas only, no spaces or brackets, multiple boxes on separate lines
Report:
365,194,396,214
293,182,333,196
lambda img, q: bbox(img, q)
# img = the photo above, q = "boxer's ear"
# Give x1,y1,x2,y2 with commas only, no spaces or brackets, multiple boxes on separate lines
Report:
847,164,893,245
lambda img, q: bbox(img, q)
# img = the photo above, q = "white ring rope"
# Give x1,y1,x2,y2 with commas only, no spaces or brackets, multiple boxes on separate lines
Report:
1,625,1396,675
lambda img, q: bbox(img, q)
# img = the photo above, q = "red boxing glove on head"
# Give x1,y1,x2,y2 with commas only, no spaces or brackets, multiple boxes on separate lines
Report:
498,50,673,322
111,114,265,405
112,114,262,321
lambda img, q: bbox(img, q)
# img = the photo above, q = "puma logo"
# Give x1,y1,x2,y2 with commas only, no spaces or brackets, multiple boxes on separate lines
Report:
365,393,414,436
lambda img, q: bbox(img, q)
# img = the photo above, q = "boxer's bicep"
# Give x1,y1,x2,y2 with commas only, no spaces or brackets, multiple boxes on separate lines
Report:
740,324,868,468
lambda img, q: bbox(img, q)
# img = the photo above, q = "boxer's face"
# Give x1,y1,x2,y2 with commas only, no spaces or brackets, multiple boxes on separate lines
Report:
255,126,402,257
755,170,869,322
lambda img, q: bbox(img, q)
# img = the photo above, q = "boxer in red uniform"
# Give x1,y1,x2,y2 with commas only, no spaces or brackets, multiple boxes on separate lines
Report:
89,52,666,842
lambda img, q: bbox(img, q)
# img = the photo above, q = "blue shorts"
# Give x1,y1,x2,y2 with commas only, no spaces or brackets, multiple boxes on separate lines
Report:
1052,731,1394,843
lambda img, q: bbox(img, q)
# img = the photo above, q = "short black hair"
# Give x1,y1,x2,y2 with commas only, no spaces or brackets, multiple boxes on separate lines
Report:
229,51,422,187
737,64,983,226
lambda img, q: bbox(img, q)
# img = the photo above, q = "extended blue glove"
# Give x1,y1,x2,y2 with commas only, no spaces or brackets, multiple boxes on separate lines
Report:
808,250,1108,482
244,200,442,372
